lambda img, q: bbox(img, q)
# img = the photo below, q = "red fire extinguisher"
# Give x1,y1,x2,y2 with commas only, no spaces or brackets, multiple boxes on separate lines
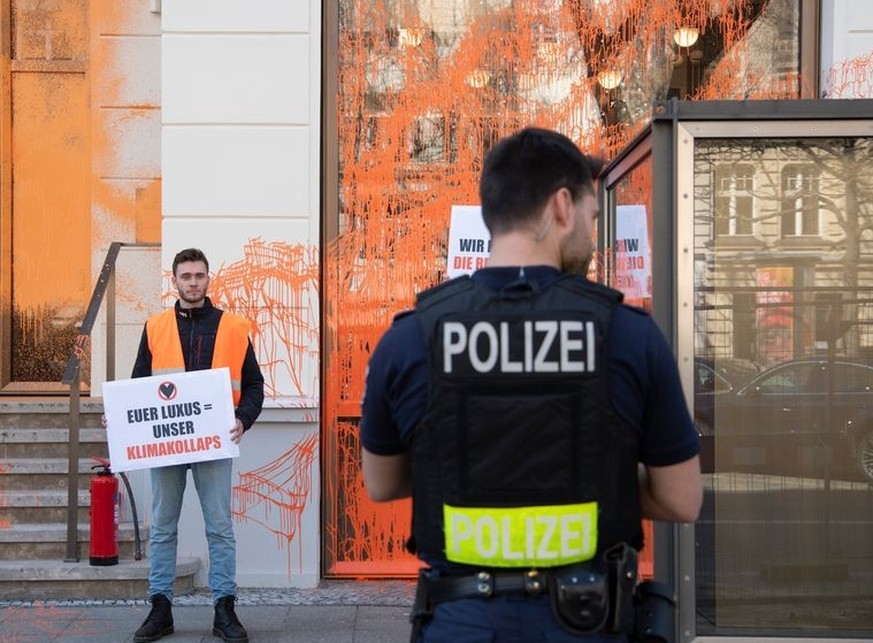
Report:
89,456,119,566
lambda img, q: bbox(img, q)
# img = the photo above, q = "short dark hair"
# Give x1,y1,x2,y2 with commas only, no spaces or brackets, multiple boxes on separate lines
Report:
479,127,604,235
172,248,209,276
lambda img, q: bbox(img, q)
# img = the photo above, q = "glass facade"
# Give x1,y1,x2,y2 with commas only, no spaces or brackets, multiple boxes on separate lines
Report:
693,134,873,636
603,107,873,639
325,0,805,578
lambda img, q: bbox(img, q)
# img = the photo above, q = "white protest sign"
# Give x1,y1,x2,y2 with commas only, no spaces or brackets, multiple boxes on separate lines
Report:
447,205,491,278
102,367,238,472
614,204,651,301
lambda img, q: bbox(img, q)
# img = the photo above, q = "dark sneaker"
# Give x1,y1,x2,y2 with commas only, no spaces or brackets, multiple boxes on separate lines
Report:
134,593,174,642
213,595,249,643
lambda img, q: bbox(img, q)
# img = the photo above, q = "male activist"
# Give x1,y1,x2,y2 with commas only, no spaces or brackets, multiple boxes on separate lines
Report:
132,247,264,643
359,127,702,642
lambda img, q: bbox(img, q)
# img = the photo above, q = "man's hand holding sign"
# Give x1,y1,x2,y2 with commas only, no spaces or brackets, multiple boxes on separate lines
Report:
102,367,239,473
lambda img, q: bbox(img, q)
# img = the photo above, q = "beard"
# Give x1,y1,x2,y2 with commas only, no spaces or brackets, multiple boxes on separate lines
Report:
559,237,593,276
562,255,591,276
179,290,206,306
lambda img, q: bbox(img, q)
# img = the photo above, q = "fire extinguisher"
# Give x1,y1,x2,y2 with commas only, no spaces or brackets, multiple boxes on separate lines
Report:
89,456,119,566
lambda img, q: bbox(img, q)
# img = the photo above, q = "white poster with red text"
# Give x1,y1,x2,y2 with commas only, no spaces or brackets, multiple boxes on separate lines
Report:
615,204,651,303
447,205,491,278
102,367,238,472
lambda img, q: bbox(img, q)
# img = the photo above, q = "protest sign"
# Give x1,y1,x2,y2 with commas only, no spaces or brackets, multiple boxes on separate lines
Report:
447,205,490,278
614,204,651,302
102,367,238,472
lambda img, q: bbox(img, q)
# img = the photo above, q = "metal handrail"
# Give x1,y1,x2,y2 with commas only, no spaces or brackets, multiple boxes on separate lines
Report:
61,241,158,562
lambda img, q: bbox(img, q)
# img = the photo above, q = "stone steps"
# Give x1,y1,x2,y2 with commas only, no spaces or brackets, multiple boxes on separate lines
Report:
2,489,92,523
0,521,143,561
0,557,200,601
0,404,199,600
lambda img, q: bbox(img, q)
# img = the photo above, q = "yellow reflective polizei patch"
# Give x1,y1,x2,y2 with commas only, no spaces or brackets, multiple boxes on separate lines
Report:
443,502,598,567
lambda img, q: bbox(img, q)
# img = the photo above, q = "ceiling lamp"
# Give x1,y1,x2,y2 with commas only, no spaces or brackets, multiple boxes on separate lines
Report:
673,27,700,48
597,69,623,90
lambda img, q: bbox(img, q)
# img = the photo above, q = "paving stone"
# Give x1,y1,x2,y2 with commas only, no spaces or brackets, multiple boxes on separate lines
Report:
0,582,416,642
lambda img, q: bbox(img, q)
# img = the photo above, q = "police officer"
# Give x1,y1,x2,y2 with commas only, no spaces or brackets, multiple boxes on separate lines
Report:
360,127,702,642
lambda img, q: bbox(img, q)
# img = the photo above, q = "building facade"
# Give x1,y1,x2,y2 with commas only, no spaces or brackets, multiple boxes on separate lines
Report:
1,0,872,638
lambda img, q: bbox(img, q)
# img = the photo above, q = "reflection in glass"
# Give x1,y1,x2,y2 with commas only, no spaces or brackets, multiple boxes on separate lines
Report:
693,137,873,635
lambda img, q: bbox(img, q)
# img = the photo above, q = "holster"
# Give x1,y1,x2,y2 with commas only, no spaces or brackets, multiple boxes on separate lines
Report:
548,543,638,636
606,542,639,634
409,569,434,643
633,580,676,643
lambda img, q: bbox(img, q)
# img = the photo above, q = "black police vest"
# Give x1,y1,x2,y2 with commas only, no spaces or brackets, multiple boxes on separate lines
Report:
408,273,643,569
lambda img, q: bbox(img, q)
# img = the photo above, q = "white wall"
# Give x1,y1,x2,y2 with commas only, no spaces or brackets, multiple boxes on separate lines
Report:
158,0,322,589
90,1,163,392
820,0,873,97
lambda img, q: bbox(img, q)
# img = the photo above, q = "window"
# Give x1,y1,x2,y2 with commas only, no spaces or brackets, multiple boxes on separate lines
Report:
832,363,873,393
815,292,843,342
781,164,820,236
754,362,823,395
714,164,754,235
695,362,733,394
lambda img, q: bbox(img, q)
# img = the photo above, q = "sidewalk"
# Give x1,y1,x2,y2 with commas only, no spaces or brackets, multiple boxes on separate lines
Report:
0,581,415,643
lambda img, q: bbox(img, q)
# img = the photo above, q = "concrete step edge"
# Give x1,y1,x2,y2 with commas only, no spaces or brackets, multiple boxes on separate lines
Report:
0,400,104,414
0,458,109,474
0,557,199,582
0,428,106,443
0,522,141,542
2,489,91,506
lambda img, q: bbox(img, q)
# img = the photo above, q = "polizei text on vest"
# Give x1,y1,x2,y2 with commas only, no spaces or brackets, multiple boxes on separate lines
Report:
442,319,596,374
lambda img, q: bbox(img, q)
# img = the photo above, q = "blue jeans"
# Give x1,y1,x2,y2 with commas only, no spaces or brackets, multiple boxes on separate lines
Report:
149,458,236,603
418,594,627,643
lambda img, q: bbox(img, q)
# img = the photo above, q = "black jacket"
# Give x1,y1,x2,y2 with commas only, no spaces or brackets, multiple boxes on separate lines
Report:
131,297,265,431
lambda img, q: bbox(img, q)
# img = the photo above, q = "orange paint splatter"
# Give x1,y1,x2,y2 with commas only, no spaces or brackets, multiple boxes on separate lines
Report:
7,1,91,384
161,239,321,401
822,50,873,99
326,419,416,575
233,432,319,577
0,604,105,639
323,0,804,577
6,1,161,384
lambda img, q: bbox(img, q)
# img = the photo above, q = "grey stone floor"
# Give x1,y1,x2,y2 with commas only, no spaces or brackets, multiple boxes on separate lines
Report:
0,581,416,643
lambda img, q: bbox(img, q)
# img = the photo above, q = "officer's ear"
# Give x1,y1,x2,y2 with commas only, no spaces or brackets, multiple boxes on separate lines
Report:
550,187,575,233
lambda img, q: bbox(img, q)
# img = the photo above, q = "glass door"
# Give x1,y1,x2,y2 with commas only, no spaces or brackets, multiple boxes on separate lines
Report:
678,119,873,639
1,0,91,392
601,140,659,580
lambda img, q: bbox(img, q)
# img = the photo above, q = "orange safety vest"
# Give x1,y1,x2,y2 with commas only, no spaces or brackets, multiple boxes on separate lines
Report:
146,308,250,406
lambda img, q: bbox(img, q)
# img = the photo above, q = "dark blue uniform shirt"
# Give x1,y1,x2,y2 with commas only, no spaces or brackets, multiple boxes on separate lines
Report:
361,266,699,467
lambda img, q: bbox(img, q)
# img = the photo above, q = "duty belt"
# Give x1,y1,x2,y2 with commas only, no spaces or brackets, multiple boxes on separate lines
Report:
410,546,676,643
412,545,644,639
426,568,552,602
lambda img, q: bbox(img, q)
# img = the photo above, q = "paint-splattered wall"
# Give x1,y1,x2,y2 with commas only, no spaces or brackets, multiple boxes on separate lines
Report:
322,0,807,577
158,1,322,588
